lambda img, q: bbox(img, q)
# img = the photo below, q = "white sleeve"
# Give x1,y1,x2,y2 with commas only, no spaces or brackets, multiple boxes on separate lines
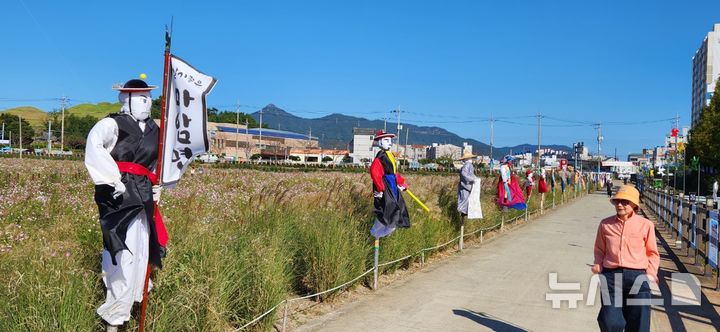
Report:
84,118,120,185
501,165,510,183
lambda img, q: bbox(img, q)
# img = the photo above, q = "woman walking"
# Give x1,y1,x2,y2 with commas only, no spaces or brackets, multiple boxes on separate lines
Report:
592,185,660,332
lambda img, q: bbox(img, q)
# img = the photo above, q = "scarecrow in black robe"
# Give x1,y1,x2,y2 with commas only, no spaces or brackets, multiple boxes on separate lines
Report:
84,78,167,331
369,130,410,238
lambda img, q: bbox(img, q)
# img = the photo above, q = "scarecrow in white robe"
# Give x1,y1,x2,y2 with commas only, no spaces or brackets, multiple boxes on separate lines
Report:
369,130,410,238
457,151,483,220
85,78,167,331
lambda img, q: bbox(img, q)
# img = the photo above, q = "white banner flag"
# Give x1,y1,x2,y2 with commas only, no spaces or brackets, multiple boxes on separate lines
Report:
161,55,216,185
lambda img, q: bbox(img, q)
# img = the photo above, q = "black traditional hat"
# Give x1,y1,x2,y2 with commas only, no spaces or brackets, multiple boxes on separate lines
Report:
112,79,158,91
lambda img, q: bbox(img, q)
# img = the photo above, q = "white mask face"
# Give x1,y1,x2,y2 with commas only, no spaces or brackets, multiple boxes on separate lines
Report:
119,91,152,121
379,137,392,150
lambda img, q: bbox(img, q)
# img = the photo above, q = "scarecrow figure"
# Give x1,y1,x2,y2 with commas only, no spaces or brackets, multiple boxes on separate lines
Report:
559,159,569,193
457,151,483,219
524,169,534,198
496,155,526,210
369,130,410,238
85,78,165,331
538,168,549,194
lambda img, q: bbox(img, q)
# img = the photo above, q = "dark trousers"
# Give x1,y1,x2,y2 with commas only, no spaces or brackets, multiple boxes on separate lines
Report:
597,268,651,332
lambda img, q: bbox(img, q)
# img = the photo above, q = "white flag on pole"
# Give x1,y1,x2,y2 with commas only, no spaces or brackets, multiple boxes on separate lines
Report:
161,55,216,185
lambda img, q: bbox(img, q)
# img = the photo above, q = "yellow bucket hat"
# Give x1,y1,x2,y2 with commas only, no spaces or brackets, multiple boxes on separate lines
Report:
611,185,640,208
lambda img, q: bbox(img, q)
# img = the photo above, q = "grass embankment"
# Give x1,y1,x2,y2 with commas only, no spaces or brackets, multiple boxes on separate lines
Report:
0,159,585,331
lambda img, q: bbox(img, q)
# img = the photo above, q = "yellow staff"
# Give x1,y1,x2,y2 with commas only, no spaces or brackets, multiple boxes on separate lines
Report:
405,189,430,212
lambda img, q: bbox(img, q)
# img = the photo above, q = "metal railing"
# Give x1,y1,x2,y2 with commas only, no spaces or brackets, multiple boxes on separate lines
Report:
641,187,720,290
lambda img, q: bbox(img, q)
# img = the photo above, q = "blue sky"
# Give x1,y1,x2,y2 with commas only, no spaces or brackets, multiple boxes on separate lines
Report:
2,0,719,157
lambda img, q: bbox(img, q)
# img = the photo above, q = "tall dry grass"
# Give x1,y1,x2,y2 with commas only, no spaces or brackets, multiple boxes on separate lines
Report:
0,159,588,331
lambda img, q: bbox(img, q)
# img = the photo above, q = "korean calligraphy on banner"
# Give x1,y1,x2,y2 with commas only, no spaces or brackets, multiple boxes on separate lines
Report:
161,55,217,185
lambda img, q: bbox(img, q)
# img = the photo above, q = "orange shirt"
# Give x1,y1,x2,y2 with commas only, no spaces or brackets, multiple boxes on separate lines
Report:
593,212,660,280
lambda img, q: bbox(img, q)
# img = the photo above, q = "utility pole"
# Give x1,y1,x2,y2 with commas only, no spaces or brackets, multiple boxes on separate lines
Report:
18,115,22,159
47,120,52,154
383,113,387,132
490,115,494,167
393,106,401,155
674,114,680,193
595,123,603,174
537,113,542,168
1,122,4,142
258,108,264,152
60,96,67,152
573,142,578,170
235,101,240,162
405,126,410,159
245,119,250,160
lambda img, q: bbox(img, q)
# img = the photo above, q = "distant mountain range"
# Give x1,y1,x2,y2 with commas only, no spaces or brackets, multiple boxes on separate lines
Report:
1,102,572,159
250,104,571,159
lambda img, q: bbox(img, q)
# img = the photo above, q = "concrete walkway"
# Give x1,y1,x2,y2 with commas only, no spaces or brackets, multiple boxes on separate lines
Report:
297,191,720,331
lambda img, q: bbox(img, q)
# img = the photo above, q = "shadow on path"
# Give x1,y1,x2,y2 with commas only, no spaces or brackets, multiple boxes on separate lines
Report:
452,309,529,332
652,226,720,330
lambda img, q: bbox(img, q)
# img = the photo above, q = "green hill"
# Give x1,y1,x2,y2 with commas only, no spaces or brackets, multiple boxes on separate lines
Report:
66,102,120,119
0,106,49,130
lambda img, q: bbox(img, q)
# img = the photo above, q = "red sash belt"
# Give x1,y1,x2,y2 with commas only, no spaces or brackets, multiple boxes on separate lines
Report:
116,161,169,247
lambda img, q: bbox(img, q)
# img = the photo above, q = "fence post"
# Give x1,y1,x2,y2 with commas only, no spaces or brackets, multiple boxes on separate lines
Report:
420,251,425,267
501,214,505,232
373,238,379,290
552,190,555,209
480,230,484,243
281,300,289,332
525,206,529,222
704,233,709,277
540,193,545,215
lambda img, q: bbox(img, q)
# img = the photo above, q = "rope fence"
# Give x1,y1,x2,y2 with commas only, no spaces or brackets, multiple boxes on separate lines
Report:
232,185,592,331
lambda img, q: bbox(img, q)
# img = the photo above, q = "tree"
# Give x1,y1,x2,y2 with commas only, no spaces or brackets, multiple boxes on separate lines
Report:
151,97,162,119
436,156,454,168
43,114,99,150
289,155,301,161
322,156,333,162
0,113,34,147
688,81,720,169
206,107,266,128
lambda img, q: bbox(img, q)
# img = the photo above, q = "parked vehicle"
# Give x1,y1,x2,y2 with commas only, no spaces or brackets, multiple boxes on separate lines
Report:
198,154,219,163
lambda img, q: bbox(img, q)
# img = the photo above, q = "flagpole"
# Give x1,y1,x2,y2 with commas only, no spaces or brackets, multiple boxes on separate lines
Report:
139,26,172,332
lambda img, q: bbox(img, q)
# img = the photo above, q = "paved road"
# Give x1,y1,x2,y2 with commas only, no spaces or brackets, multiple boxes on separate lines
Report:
299,193,608,331
297,190,720,331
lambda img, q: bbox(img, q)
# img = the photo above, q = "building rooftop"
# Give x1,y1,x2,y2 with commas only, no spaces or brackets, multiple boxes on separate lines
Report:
353,128,376,135
216,125,318,141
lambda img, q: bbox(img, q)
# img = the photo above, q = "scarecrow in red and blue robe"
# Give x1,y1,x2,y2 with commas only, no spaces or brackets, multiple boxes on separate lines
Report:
369,130,410,238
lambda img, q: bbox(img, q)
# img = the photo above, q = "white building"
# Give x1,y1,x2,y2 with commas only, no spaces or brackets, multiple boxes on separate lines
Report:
427,143,462,160
350,128,379,164
602,161,638,175
692,23,720,128
399,144,428,160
